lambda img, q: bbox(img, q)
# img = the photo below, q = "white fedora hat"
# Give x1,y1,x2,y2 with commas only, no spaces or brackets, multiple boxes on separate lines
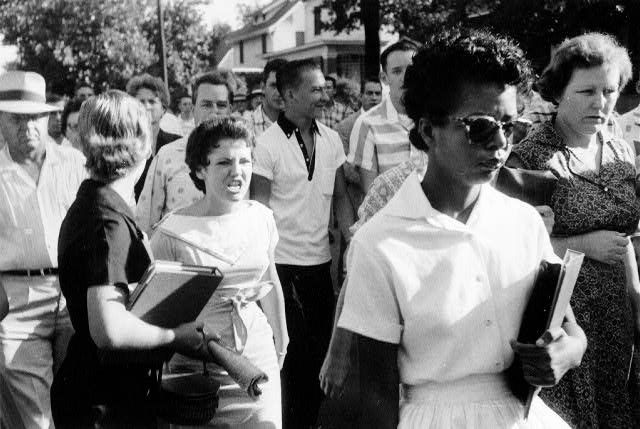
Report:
0,71,61,114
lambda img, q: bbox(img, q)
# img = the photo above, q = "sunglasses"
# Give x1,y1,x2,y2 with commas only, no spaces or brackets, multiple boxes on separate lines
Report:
452,115,517,147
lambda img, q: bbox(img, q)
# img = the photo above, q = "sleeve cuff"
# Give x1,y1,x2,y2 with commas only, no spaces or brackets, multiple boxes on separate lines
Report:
338,309,402,344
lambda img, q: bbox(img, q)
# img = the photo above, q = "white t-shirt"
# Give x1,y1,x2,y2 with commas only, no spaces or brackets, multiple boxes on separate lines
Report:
338,172,560,386
253,119,346,265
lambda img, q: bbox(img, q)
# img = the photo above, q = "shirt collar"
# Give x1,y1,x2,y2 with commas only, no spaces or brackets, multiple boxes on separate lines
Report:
277,112,320,139
384,171,492,231
0,138,64,170
77,179,136,222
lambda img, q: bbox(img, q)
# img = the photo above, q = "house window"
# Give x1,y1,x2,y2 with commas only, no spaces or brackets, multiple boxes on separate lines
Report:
314,7,322,35
296,32,305,47
262,34,267,54
239,41,244,64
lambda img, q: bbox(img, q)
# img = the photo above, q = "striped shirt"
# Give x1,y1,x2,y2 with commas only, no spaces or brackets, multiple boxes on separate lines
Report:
347,94,413,173
0,141,87,270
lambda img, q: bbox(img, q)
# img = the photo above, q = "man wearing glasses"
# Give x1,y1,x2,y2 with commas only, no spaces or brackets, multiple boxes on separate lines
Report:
136,72,233,234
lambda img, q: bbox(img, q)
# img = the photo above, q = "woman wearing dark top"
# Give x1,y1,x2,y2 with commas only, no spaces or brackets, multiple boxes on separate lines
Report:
51,90,218,428
508,33,640,428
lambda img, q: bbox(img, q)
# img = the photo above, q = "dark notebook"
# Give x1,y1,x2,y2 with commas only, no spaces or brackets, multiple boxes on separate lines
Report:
507,250,584,418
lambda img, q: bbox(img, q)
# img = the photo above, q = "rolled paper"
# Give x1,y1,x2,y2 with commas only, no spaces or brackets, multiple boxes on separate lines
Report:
207,340,268,399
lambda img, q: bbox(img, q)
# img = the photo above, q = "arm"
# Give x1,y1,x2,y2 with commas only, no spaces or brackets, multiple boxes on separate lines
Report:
250,174,272,208
258,259,289,368
87,285,216,360
357,334,399,429
358,167,378,195
0,280,8,321
551,231,628,265
320,277,356,398
333,165,356,242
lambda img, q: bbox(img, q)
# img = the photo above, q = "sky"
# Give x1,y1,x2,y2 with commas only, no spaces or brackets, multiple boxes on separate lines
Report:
197,0,272,30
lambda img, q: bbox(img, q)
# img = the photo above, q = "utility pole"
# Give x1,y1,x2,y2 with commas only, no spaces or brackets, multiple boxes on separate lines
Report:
361,0,380,79
157,0,169,97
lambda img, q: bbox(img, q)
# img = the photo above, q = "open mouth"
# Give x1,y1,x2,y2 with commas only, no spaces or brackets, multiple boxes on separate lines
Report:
226,180,243,192
478,159,504,170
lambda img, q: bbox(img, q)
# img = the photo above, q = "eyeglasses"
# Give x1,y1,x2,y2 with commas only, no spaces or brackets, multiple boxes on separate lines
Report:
452,115,516,147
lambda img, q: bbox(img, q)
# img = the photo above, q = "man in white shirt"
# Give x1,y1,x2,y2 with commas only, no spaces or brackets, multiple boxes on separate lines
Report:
0,71,86,429
136,72,233,234
348,40,417,193
244,59,288,138
251,59,354,429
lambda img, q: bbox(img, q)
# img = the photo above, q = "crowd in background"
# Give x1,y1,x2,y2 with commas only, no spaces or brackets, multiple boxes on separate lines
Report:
0,26,640,429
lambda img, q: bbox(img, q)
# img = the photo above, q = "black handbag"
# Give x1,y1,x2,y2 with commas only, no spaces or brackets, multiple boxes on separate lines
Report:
151,362,220,426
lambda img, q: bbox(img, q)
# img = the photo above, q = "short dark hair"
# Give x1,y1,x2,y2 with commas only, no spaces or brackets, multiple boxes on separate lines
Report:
263,59,288,83
276,59,321,96
380,40,418,71
185,117,254,193
361,75,381,93
192,71,234,105
536,32,632,105
324,75,336,88
61,98,85,135
403,29,532,152
125,74,169,108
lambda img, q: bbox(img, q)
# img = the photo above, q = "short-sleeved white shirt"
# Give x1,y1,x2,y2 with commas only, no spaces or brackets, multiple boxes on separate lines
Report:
253,118,346,265
338,172,559,386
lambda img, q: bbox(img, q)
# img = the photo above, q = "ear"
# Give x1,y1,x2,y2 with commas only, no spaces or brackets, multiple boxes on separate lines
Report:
195,167,206,181
379,70,389,86
418,117,435,150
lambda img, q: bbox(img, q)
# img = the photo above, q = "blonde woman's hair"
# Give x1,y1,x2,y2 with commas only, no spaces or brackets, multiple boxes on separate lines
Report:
79,90,152,182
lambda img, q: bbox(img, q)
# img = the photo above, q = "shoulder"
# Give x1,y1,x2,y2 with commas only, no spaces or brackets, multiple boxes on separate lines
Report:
484,185,542,222
156,137,187,158
511,123,563,169
256,123,284,147
246,200,274,219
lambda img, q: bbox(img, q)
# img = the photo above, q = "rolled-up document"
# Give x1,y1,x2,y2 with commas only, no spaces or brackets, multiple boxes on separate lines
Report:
207,340,268,399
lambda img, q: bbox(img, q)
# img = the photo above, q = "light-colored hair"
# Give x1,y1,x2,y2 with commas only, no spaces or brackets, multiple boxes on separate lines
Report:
537,33,632,104
79,90,152,182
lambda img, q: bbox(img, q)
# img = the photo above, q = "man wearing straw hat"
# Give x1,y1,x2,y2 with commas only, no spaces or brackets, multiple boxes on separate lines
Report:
0,71,86,429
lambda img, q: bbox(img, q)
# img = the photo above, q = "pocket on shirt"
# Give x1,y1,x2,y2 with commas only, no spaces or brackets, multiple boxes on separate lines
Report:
319,168,336,197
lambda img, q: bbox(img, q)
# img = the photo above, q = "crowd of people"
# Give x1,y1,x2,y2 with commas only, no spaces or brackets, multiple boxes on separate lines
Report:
0,26,640,429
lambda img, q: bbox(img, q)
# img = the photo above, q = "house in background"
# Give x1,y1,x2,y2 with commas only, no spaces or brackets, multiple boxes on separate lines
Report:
218,0,395,84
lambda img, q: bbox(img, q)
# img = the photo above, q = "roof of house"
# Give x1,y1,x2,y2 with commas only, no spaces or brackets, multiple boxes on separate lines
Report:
226,0,299,43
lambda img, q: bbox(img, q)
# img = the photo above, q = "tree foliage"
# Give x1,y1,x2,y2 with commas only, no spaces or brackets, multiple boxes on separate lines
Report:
321,0,640,76
0,0,229,97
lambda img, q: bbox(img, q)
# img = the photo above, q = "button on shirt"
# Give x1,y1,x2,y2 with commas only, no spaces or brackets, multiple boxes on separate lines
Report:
338,172,560,386
135,137,204,234
0,141,87,271
253,116,346,265
348,94,414,174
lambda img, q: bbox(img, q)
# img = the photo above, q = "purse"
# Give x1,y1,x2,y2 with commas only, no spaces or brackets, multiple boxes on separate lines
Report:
151,361,220,425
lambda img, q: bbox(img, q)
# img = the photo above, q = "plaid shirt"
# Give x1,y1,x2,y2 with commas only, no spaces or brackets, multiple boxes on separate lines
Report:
244,105,275,138
320,101,354,130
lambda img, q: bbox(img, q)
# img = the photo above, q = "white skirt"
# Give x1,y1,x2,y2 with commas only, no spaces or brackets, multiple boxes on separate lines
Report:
399,374,569,429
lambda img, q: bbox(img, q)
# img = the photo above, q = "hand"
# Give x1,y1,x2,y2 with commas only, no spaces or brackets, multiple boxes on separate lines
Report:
580,230,628,265
510,326,585,387
319,330,354,398
275,335,289,369
171,321,220,361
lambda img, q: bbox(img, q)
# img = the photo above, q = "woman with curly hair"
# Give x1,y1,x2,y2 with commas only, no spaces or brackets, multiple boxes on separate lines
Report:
508,33,640,428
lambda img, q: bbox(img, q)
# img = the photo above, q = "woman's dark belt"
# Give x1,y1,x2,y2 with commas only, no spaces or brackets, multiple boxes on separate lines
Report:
1,268,59,277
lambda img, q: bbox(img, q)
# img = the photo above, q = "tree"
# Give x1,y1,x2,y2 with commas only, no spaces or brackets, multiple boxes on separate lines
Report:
237,1,265,27
142,0,231,92
0,0,229,97
0,0,155,95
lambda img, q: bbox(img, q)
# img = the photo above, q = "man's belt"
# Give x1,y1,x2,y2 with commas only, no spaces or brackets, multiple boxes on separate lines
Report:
2,268,59,277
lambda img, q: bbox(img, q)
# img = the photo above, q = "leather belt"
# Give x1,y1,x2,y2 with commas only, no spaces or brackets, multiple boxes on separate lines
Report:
2,268,59,277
